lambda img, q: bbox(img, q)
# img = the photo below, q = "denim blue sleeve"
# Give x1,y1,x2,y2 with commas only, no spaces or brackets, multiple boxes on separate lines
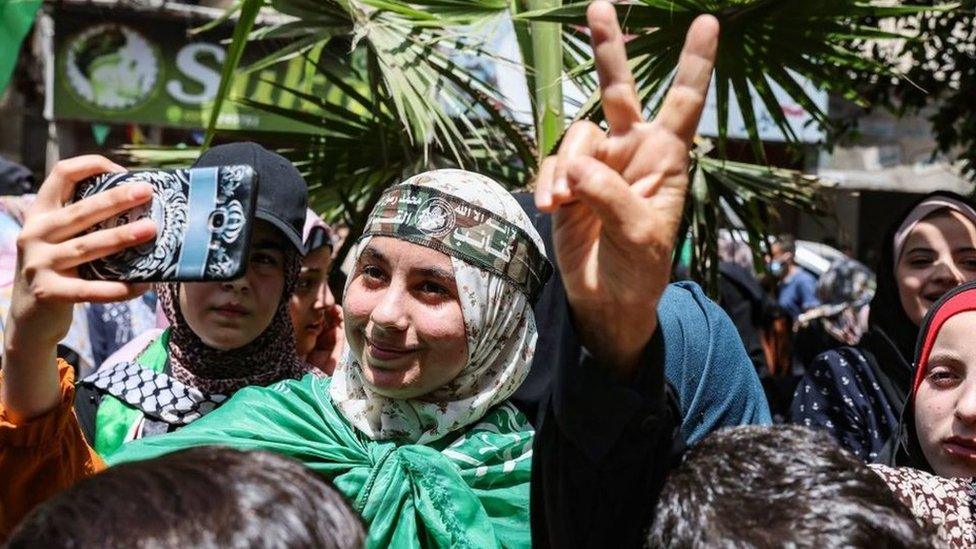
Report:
659,282,772,445
799,272,821,310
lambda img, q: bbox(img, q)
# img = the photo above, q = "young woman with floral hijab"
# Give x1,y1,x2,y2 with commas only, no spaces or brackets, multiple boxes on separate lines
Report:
1,5,728,545
0,168,552,545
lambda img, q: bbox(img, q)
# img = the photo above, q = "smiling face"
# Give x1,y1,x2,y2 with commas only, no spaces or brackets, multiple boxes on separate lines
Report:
179,221,288,350
289,246,336,358
915,311,976,477
896,211,976,325
342,236,468,399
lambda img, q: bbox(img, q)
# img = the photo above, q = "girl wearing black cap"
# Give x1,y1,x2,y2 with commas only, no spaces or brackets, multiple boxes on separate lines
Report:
1,5,725,544
1,143,318,463
792,191,976,462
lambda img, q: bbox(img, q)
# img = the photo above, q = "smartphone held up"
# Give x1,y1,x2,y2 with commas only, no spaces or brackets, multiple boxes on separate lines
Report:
71,165,258,282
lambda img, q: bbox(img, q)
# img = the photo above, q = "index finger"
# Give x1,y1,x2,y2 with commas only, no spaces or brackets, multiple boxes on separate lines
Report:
653,15,720,144
35,155,126,210
588,1,642,135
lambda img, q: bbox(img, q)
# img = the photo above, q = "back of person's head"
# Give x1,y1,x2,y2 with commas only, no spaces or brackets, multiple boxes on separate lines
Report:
648,425,936,548
774,234,796,255
6,446,365,549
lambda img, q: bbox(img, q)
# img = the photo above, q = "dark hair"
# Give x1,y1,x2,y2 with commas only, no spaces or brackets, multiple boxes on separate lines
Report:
305,225,334,253
774,234,796,254
6,446,365,549
649,426,936,548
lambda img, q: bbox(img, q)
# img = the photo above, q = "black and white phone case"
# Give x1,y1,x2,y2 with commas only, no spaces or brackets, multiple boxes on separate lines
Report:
73,165,258,282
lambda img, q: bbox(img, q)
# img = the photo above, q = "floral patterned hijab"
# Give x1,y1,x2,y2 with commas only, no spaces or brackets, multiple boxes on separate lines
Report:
330,170,551,444
156,245,309,396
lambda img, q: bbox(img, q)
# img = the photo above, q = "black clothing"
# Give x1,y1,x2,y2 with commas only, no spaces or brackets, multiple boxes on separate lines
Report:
866,191,973,399
531,315,681,548
74,382,101,446
717,262,768,375
0,155,34,195
511,193,682,548
792,191,971,458
510,193,572,426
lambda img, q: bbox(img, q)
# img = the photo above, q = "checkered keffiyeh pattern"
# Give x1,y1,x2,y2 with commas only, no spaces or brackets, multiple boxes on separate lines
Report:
83,361,227,426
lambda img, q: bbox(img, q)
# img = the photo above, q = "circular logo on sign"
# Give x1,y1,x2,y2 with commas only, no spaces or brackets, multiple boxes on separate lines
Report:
65,24,160,111
416,197,456,237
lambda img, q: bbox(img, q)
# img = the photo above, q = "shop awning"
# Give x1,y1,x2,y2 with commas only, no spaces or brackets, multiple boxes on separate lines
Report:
817,162,973,194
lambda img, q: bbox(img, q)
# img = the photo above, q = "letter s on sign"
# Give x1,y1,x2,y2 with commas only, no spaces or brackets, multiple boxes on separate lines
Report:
166,43,225,105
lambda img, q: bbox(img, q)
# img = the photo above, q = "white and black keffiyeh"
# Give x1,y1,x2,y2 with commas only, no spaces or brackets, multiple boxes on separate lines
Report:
84,361,227,426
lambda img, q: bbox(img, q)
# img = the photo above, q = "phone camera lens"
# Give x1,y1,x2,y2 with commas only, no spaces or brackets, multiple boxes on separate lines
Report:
208,211,226,230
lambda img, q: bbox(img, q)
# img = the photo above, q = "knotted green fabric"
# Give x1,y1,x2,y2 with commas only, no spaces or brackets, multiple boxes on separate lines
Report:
93,330,169,456
107,375,533,548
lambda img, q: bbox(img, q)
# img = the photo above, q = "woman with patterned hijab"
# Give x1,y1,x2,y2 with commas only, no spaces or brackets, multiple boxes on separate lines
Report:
792,191,976,462
2,5,728,544
110,170,550,545
70,143,315,457
1,170,551,546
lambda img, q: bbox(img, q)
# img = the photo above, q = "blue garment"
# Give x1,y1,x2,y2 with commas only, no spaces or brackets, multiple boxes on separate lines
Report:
790,346,898,462
778,268,820,320
509,193,770,445
660,282,772,444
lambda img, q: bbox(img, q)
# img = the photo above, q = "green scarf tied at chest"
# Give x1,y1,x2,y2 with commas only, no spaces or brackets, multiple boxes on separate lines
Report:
108,375,533,548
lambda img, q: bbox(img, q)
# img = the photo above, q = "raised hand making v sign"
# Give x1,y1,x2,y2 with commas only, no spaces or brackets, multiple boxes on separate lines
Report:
528,5,726,548
536,2,718,380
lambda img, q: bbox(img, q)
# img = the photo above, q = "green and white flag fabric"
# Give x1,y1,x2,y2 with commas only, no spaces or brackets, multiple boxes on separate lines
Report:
0,0,42,96
108,375,534,548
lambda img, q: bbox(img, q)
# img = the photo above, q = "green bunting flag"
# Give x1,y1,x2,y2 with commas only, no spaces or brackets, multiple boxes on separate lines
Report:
0,0,43,97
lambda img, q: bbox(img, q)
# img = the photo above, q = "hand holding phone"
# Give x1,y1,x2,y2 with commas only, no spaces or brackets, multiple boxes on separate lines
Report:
4,156,158,423
72,165,258,282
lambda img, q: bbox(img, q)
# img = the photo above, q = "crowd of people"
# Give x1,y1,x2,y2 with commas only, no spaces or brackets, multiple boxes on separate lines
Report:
1,3,975,548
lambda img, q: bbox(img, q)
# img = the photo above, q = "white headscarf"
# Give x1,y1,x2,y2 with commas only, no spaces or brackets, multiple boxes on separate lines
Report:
330,170,547,444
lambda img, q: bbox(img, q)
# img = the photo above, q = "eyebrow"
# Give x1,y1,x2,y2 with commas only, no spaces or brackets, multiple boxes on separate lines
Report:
903,246,933,255
905,246,976,254
360,245,455,284
359,246,387,264
927,351,965,368
415,266,455,285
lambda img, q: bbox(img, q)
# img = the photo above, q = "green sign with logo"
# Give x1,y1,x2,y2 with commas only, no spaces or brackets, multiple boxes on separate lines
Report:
53,12,326,134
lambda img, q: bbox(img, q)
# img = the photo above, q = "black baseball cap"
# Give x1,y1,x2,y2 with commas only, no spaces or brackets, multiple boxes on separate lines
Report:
193,142,308,254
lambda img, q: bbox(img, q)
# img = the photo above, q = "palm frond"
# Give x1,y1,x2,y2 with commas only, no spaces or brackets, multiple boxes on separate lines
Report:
678,139,828,293
524,0,947,161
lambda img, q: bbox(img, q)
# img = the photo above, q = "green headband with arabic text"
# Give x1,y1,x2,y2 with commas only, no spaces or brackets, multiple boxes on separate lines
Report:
361,184,553,300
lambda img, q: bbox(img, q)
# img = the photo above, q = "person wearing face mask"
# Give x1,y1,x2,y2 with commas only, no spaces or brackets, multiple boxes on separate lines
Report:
792,192,976,462
770,234,820,322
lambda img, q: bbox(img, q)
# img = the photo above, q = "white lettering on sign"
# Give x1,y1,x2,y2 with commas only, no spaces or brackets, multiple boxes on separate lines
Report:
166,43,225,105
